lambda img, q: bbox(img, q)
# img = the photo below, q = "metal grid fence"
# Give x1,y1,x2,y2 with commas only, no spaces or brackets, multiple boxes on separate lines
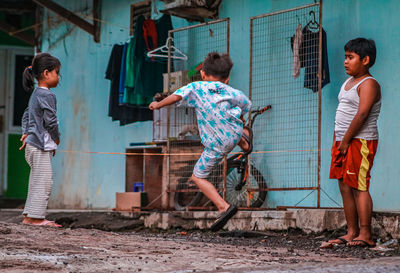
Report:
249,3,321,206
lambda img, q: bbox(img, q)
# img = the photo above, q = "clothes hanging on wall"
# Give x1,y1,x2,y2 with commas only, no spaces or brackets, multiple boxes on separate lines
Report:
119,42,128,105
123,20,153,106
301,27,330,92
106,44,123,121
291,26,330,92
143,18,158,52
292,24,303,79
105,44,152,125
124,14,172,103
105,14,173,125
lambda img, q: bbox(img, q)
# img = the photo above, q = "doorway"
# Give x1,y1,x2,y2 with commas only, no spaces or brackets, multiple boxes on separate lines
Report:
0,47,33,199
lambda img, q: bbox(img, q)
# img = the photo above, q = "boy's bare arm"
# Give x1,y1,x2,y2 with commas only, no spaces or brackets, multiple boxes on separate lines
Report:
338,79,380,154
149,94,182,110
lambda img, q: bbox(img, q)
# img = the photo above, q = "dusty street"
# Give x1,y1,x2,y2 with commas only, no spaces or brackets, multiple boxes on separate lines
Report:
0,210,400,273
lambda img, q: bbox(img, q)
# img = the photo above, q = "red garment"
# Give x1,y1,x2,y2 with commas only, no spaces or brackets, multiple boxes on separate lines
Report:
143,19,158,52
329,138,378,191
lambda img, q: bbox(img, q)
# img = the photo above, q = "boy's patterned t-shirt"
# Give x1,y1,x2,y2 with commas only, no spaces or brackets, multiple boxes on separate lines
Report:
173,81,251,153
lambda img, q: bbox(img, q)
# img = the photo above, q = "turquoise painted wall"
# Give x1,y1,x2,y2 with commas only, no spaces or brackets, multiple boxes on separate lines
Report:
321,0,400,211
42,0,399,211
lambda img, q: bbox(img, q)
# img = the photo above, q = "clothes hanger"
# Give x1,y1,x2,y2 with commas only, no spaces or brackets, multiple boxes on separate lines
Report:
296,14,301,25
306,10,319,30
147,37,188,60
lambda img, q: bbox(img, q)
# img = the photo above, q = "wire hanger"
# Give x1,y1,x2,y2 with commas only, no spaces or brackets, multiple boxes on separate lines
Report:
296,14,301,25
306,10,319,30
147,37,188,60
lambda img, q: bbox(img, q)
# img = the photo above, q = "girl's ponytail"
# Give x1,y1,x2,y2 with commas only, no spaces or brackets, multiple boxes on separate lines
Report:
22,53,61,92
22,66,35,92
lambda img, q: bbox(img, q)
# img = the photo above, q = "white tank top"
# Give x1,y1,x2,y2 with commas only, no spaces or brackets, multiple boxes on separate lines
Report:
334,77,381,141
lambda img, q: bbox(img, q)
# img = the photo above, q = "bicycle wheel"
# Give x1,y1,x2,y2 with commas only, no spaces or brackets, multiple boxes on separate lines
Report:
224,162,267,208
174,177,203,211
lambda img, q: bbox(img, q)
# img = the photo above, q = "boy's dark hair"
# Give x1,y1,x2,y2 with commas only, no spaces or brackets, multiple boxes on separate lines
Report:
344,38,376,68
23,53,61,92
202,52,233,80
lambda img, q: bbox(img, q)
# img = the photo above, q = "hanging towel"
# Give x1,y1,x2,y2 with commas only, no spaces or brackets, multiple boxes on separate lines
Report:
292,24,303,79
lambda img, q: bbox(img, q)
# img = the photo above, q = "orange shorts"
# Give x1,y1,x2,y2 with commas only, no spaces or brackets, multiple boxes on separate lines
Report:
329,138,378,191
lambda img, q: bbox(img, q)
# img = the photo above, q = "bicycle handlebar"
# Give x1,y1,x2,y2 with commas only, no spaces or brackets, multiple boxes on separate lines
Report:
247,105,272,128
251,105,272,114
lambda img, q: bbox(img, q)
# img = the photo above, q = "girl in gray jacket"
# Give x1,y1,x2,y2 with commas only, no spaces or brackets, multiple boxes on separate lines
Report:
20,53,61,227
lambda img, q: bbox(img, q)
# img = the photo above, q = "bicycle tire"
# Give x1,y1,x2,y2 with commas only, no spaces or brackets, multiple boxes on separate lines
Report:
223,161,267,208
174,177,203,211
174,161,267,210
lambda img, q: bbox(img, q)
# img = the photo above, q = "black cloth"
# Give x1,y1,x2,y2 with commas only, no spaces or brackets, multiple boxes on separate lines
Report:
106,44,123,121
301,27,330,92
105,44,152,125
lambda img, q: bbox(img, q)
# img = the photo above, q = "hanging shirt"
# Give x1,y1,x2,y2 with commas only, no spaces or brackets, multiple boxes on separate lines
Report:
174,81,251,153
119,42,128,105
143,19,158,52
124,14,172,105
301,27,330,92
106,44,123,121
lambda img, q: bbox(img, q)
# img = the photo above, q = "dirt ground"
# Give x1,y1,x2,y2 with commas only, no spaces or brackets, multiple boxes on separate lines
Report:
1,210,400,273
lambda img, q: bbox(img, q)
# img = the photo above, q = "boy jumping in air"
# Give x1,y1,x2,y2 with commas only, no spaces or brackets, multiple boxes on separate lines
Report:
149,52,252,231
326,38,381,247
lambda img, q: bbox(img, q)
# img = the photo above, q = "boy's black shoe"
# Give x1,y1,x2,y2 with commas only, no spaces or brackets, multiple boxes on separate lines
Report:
242,126,253,154
210,204,238,232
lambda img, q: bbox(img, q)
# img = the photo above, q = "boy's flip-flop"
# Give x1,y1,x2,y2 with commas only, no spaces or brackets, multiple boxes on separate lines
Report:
241,126,253,154
347,239,376,247
330,237,348,245
210,204,238,232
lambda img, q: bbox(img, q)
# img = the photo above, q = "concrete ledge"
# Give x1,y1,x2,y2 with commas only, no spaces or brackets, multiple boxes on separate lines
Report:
134,209,400,239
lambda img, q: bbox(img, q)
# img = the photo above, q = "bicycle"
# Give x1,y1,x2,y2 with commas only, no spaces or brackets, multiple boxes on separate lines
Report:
173,105,272,211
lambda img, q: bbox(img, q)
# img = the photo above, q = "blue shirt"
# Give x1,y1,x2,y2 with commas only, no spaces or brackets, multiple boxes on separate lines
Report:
174,81,251,153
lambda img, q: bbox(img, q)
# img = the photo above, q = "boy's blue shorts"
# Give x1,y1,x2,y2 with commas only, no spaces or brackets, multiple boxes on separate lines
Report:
193,147,226,179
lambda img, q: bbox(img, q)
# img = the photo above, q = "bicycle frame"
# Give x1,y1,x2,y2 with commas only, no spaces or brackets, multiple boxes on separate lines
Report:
227,105,272,191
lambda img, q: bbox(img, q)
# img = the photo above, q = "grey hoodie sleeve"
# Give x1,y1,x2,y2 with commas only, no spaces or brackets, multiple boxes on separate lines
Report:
39,93,60,141
21,107,29,135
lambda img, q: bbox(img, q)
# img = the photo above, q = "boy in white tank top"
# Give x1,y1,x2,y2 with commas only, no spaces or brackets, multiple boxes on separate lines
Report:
322,38,381,248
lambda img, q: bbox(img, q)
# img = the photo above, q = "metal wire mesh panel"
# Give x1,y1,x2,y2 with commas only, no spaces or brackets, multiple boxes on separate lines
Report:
167,19,230,210
171,18,229,72
250,4,320,194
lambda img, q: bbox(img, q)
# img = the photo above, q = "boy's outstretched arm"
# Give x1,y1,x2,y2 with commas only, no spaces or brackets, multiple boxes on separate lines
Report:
149,94,182,110
338,79,380,154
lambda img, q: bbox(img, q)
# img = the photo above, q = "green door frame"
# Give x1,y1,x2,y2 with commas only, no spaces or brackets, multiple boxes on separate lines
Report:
0,46,34,198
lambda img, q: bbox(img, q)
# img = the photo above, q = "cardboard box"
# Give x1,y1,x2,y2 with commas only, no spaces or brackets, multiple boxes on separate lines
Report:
163,70,189,92
115,192,148,211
